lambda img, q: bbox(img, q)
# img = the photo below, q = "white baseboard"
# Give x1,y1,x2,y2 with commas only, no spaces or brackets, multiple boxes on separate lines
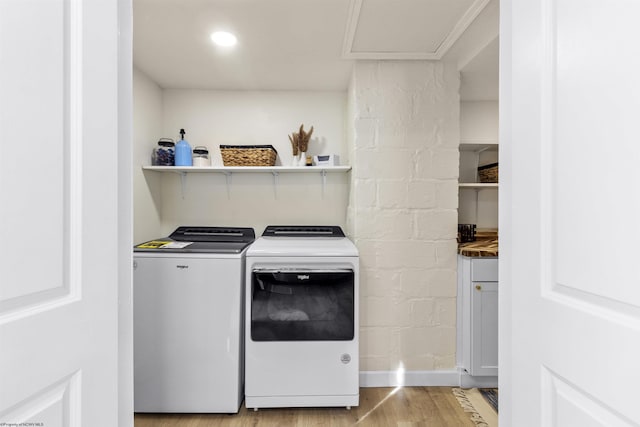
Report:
359,370,460,387
459,372,498,388
359,369,498,388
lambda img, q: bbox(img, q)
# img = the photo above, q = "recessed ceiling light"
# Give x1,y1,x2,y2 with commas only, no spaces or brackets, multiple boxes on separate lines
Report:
210,31,237,47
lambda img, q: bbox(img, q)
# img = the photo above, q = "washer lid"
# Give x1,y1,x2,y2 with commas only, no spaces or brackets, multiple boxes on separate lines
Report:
134,226,255,253
134,240,253,254
170,226,255,243
261,225,345,238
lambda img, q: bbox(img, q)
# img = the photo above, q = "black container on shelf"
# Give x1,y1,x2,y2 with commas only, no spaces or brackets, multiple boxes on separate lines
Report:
152,138,175,166
458,224,477,243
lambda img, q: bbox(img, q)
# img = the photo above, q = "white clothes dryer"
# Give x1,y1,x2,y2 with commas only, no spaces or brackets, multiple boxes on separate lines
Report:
244,226,359,410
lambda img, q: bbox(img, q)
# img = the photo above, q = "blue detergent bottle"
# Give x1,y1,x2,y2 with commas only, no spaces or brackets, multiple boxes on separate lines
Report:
175,128,193,166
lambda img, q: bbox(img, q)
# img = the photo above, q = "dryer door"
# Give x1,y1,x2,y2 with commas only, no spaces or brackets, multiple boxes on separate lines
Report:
251,269,354,341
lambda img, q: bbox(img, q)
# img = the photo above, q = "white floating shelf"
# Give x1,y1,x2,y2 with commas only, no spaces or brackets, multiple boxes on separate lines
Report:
142,165,351,174
142,165,351,199
459,142,499,153
459,183,499,189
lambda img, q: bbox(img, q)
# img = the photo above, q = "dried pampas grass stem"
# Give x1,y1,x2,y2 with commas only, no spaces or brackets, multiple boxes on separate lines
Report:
289,124,314,154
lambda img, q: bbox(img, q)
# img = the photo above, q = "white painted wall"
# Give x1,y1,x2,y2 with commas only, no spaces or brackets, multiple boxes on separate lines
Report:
461,101,498,143
132,87,349,237
346,73,357,236
156,169,349,237
348,61,460,373
459,101,499,228
162,90,347,167
133,67,163,244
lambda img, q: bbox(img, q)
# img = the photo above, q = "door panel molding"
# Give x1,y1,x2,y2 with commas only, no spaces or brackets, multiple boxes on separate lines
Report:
0,0,83,324
542,367,636,427
541,0,640,315
0,371,81,426
546,284,640,328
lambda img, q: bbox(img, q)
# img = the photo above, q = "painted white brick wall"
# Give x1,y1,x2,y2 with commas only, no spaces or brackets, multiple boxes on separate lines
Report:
347,60,460,372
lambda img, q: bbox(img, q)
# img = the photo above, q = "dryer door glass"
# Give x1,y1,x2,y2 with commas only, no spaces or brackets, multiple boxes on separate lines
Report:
251,270,354,341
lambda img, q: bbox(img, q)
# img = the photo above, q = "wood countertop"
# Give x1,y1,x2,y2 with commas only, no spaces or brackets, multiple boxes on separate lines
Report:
458,230,498,257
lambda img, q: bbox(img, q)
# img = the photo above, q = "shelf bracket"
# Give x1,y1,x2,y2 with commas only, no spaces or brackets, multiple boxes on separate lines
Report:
223,171,232,199
475,188,480,225
180,172,187,199
271,171,279,198
321,169,327,197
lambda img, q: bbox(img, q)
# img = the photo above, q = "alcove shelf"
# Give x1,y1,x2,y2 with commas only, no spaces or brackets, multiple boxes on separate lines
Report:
142,165,352,198
458,183,498,189
142,165,351,174
458,140,498,227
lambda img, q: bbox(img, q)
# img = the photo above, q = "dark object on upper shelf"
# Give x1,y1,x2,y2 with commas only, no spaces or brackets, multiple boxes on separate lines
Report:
478,162,498,183
458,224,477,243
220,145,278,166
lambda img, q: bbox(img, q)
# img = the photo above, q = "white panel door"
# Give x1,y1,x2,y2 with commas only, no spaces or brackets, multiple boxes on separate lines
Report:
501,0,640,425
0,0,124,426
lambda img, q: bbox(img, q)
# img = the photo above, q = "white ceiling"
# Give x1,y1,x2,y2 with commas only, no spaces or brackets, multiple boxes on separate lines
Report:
133,0,498,97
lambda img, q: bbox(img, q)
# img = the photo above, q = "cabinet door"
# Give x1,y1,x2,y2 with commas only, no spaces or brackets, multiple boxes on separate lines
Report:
470,281,498,376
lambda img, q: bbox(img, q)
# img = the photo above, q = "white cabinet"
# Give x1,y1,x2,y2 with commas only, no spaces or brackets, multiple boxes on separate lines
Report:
470,279,498,376
458,255,498,379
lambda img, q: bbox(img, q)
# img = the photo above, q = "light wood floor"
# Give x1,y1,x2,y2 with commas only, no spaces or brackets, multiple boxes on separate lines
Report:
134,387,475,427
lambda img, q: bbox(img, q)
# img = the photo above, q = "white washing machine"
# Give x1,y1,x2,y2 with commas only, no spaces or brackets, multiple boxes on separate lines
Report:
244,226,359,410
133,226,255,413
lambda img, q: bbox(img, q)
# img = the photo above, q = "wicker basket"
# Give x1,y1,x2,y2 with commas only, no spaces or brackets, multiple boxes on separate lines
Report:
478,162,498,183
219,145,278,166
